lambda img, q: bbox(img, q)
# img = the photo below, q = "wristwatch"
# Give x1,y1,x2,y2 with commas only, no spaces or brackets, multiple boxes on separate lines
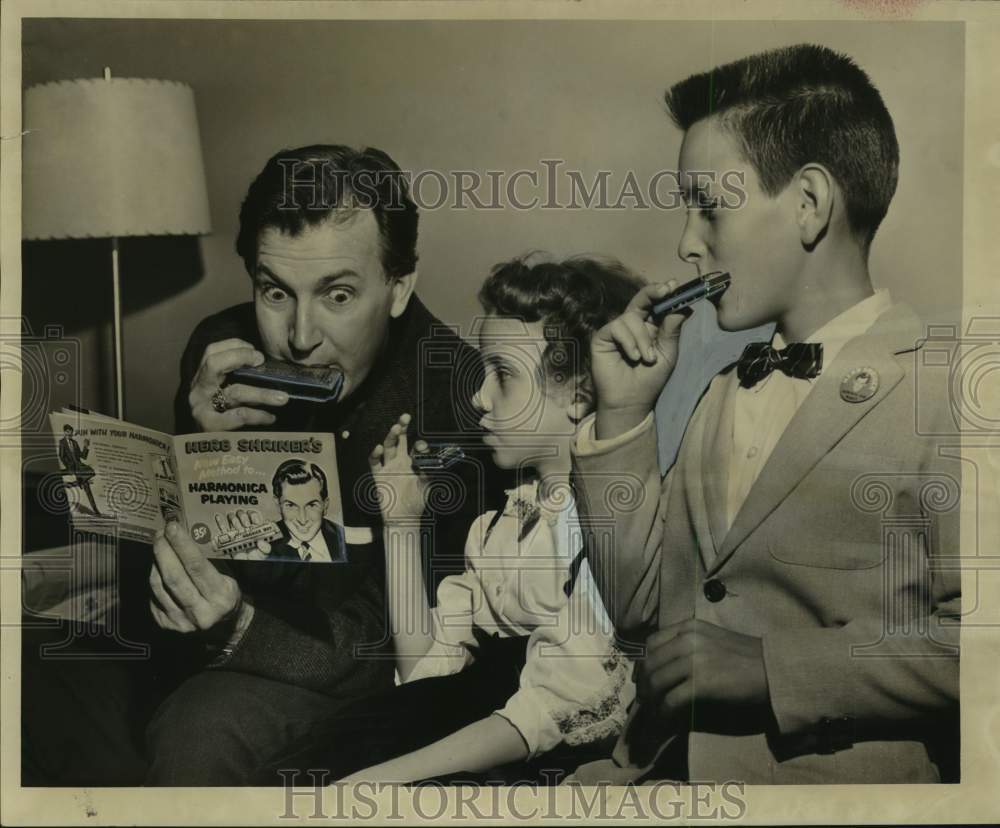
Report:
206,599,255,667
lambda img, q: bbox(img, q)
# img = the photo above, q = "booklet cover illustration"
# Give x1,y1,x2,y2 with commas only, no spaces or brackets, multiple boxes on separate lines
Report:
50,411,345,563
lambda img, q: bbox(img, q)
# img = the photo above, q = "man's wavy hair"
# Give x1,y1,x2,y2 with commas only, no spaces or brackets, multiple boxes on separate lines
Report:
236,144,418,280
665,44,899,248
477,254,644,410
272,459,328,501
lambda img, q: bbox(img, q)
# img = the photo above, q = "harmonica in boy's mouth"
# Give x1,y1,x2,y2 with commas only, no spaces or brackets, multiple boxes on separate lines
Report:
650,271,730,319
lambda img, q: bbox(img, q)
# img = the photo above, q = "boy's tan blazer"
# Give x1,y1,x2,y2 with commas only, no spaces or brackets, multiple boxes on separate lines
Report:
573,303,961,784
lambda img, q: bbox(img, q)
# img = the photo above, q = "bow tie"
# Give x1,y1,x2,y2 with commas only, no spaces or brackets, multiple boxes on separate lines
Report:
736,342,823,388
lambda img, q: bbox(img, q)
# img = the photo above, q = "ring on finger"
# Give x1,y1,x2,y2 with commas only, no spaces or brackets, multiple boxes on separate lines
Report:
211,388,231,413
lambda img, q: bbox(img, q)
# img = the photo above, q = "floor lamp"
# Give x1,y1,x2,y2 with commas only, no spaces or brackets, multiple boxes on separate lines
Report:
22,69,212,420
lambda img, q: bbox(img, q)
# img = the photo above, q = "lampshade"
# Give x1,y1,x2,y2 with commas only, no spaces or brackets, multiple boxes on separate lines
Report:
22,78,212,240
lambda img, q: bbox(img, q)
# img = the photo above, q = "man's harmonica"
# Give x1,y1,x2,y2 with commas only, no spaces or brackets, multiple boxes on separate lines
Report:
228,358,344,403
650,271,730,319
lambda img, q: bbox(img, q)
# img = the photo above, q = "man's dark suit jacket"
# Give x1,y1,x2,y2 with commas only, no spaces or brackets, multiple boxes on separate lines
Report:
58,436,95,480
173,295,506,702
267,519,347,563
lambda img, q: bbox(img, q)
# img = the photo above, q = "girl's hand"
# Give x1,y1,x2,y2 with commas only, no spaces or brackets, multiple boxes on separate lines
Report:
369,413,430,525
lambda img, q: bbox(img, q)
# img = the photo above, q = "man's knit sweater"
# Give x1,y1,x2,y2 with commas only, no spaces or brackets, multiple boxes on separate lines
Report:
173,295,504,699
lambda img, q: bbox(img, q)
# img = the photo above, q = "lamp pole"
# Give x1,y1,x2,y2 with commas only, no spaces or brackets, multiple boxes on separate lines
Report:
105,66,125,421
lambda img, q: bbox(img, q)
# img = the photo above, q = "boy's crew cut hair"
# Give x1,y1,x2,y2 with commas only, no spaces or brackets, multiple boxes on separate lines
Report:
665,43,899,247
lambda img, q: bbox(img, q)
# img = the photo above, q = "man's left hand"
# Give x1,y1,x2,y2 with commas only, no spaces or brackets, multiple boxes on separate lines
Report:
635,618,772,730
149,521,247,641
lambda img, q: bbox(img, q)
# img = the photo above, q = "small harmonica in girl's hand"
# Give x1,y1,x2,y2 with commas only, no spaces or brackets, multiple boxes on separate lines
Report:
411,444,465,472
650,271,730,320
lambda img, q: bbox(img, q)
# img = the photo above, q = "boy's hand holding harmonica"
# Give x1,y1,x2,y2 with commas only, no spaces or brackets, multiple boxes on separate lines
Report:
590,280,687,441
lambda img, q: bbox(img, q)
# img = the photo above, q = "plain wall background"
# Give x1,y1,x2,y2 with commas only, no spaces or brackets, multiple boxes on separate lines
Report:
22,19,963,434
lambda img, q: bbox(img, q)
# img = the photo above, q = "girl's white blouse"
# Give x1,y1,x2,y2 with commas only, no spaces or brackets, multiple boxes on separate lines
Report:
405,482,634,757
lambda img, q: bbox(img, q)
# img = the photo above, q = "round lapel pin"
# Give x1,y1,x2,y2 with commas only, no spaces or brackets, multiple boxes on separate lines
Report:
840,366,880,403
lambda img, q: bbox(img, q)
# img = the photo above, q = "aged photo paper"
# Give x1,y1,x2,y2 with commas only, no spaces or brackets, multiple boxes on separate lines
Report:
2,0,998,824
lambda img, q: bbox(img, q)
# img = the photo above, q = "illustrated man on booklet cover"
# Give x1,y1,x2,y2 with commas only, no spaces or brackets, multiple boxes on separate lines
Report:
265,459,347,564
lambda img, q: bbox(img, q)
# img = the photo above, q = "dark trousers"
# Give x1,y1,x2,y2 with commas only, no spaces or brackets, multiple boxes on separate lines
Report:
145,670,345,786
22,625,157,786
21,623,347,787
256,633,528,785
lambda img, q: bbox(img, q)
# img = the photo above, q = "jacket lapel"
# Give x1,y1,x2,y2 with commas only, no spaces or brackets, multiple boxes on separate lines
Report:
702,370,739,560
670,372,730,572
707,304,923,575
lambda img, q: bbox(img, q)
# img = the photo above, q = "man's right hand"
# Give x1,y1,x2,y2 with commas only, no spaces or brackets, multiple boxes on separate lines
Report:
148,521,250,642
590,281,688,441
188,338,290,431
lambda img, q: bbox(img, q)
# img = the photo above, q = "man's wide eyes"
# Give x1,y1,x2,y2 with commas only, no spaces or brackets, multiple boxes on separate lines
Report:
326,287,353,305
260,283,288,302
258,284,354,305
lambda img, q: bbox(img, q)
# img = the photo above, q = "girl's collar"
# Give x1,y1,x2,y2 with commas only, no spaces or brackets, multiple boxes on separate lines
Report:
502,479,573,527
503,481,542,525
